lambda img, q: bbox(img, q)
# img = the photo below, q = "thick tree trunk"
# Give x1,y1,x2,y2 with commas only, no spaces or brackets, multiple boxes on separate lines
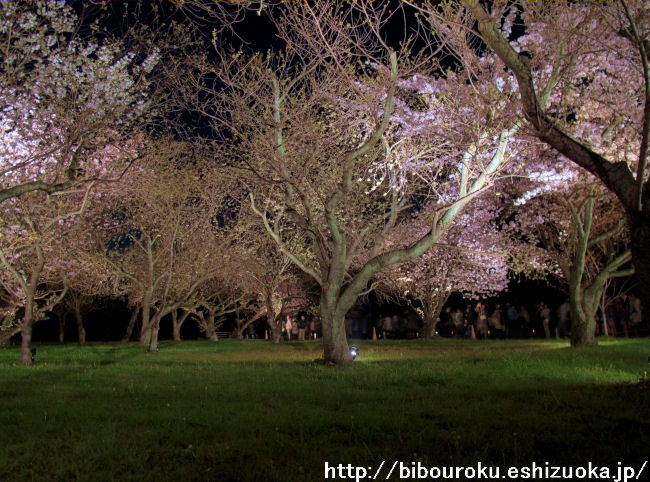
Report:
140,324,151,347
171,308,191,342
205,325,217,341
422,315,437,339
204,310,217,341
629,213,650,336
193,311,217,341
269,316,283,344
74,305,85,344
321,312,349,364
570,288,599,347
320,290,350,364
19,245,44,365
122,306,139,342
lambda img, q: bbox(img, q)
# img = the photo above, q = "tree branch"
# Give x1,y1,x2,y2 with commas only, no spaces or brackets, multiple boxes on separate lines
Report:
249,192,323,285
467,1,638,211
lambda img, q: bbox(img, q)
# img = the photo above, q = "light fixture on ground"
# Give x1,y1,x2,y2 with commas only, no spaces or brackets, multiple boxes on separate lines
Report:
349,346,359,360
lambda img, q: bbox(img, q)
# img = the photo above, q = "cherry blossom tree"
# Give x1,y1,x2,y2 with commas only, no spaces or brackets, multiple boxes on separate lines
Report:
52,224,120,344
227,209,311,343
176,2,526,363
425,1,650,334
91,142,248,351
169,308,194,342
505,163,633,345
0,187,96,363
189,275,252,342
379,198,511,338
0,1,159,204
0,2,166,363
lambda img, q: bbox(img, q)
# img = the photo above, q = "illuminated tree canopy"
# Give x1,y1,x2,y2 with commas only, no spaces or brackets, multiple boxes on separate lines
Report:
0,1,642,365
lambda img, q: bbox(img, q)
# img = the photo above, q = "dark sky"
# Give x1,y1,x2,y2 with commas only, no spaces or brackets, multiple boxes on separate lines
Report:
75,1,430,53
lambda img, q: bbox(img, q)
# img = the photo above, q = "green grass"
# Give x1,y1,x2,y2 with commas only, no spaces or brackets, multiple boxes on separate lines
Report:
0,338,648,481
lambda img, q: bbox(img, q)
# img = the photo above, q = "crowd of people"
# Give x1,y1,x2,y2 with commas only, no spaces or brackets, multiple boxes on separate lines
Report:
597,293,644,337
282,314,318,341
251,294,644,341
435,295,645,340
435,301,548,339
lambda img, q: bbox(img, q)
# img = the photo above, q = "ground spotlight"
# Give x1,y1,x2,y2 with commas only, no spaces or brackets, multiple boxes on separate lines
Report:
349,346,359,360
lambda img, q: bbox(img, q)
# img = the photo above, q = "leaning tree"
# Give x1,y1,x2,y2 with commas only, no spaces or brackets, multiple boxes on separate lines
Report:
422,1,650,334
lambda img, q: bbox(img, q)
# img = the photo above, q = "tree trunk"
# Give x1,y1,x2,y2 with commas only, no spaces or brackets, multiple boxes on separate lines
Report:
264,293,283,344
193,312,215,341
600,290,611,337
320,290,350,364
422,315,437,339
148,312,161,353
171,308,191,341
564,196,598,347
235,305,244,339
570,288,600,347
629,213,650,336
236,317,244,339
321,311,349,364
420,291,449,339
205,326,217,341
74,305,85,344
238,317,259,339
269,315,283,344
20,244,44,365
171,310,181,341
21,299,35,366
204,309,217,341
138,293,153,347
122,306,139,342
58,311,66,343
140,324,151,347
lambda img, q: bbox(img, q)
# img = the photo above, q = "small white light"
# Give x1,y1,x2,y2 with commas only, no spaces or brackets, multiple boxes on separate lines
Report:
349,346,359,360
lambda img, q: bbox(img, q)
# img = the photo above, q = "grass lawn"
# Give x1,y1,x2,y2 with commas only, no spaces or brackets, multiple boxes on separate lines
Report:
0,338,648,481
